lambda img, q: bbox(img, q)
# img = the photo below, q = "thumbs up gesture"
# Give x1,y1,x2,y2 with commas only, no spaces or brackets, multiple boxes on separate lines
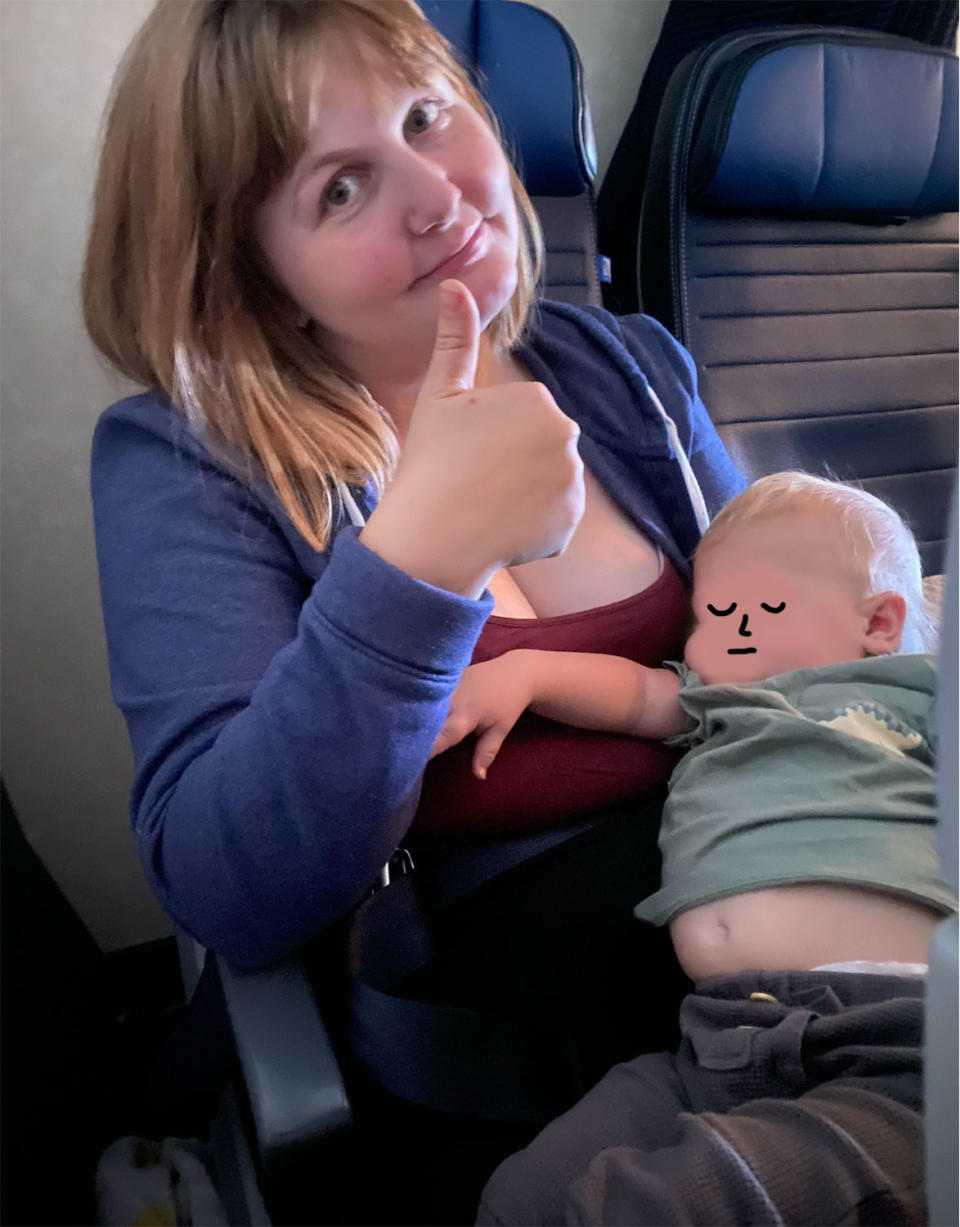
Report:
360,281,585,597
418,275,485,400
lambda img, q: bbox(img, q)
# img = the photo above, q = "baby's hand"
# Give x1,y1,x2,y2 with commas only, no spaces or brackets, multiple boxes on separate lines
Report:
429,651,537,779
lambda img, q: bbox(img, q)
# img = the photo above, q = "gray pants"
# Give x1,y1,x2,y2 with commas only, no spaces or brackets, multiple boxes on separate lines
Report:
477,969,926,1226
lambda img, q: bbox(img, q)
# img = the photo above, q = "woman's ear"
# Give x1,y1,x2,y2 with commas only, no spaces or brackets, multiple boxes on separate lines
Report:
862,590,907,655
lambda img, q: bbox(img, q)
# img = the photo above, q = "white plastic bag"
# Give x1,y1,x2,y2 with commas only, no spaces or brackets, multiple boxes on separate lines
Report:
95,1136,228,1227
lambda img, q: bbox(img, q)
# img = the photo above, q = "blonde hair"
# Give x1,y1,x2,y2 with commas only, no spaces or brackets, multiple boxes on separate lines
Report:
82,0,543,551
696,472,938,654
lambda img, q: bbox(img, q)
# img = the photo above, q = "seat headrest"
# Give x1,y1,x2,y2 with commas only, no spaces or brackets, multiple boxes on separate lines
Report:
422,0,596,196
690,34,958,218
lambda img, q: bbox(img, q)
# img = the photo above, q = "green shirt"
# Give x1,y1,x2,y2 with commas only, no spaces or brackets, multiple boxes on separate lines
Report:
634,653,957,926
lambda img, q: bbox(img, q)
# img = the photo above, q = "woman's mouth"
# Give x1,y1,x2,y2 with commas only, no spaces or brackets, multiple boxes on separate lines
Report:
414,221,488,286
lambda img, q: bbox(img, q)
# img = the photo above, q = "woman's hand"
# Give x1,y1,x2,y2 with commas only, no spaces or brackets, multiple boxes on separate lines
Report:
360,280,585,598
429,650,541,778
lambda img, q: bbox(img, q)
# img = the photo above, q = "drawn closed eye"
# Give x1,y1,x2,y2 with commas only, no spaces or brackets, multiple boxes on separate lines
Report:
706,602,736,617
760,601,786,614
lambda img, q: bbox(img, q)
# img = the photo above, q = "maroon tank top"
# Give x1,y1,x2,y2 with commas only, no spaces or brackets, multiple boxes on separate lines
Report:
413,556,689,840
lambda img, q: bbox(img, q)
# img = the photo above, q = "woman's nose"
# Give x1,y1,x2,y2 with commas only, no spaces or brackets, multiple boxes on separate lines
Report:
402,154,461,235
737,613,752,637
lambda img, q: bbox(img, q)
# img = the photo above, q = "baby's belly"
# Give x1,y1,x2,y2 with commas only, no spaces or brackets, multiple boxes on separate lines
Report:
669,884,941,982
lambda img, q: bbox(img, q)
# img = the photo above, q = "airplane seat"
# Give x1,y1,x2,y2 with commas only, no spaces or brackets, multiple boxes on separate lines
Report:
421,0,602,307
637,27,959,574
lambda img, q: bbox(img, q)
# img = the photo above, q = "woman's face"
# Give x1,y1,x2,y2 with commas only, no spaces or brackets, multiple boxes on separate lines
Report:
255,40,520,394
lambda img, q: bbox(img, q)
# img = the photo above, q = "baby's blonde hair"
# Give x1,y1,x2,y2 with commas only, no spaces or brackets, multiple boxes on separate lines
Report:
696,472,938,654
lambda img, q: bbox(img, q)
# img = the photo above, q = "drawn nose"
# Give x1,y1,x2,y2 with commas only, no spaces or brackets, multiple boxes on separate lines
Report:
737,613,752,637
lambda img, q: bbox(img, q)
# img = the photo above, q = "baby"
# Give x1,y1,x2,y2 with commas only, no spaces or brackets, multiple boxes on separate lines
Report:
433,470,952,978
431,472,955,1226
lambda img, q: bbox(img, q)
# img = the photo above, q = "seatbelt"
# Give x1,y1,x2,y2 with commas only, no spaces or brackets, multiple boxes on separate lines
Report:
346,830,598,1125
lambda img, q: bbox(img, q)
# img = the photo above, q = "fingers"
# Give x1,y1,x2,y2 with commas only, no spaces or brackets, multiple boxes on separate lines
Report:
472,724,508,780
428,713,508,778
428,705,476,760
419,279,481,400
428,722,461,760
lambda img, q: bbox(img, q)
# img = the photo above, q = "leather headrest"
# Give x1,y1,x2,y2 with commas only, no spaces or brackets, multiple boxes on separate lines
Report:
690,34,958,218
422,0,596,196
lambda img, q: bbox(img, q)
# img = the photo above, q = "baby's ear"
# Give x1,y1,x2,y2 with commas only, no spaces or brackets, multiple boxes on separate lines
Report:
862,590,907,655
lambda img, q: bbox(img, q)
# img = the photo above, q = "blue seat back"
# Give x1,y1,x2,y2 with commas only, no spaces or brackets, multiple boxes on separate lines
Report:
639,27,959,573
422,0,601,305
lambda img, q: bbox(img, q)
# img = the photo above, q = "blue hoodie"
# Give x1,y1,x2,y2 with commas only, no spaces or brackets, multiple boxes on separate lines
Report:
91,302,744,966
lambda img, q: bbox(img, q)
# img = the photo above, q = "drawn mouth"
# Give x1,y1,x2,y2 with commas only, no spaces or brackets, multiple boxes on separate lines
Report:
727,647,757,654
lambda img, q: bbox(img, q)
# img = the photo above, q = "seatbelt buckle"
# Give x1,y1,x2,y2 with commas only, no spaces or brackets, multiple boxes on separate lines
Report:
377,847,415,891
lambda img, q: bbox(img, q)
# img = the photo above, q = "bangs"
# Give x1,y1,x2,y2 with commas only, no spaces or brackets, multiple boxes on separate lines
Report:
313,1,468,99
226,0,474,204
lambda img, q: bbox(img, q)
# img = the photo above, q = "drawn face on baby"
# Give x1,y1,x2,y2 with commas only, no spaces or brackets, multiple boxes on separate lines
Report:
684,512,883,685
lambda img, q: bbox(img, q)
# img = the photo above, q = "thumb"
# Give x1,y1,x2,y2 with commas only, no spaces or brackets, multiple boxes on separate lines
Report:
420,279,481,399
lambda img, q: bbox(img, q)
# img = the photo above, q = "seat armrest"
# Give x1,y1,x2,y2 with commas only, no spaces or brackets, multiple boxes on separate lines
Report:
215,953,352,1173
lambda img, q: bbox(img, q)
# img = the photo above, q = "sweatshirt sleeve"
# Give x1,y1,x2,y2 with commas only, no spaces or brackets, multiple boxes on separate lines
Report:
604,311,746,516
91,400,491,968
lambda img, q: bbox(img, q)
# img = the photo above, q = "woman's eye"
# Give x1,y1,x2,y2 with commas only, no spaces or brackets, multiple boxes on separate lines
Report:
323,174,360,208
405,98,442,136
706,602,736,617
323,173,361,210
761,601,786,614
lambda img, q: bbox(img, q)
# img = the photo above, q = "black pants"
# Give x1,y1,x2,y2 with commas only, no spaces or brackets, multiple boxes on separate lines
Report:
342,794,690,1225
405,794,690,1087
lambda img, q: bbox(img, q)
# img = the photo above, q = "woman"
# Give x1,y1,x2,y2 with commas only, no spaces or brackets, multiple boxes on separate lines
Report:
85,0,743,1137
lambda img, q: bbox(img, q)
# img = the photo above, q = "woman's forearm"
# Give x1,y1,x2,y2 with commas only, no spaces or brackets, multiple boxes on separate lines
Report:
516,650,687,740
116,530,486,968
92,408,490,967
